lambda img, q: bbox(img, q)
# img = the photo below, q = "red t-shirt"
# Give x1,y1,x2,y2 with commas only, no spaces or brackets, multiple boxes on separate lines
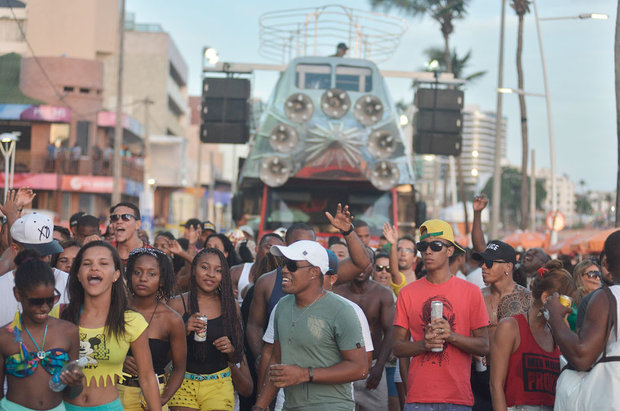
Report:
504,314,560,407
393,275,489,406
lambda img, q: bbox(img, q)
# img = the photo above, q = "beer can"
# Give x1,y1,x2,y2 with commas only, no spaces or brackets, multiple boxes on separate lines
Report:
559,295,572,309
194,315,208,342
475,356,487,372
430,301,443,353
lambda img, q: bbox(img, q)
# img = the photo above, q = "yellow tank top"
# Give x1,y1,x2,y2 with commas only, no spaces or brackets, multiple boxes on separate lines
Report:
79,310,148,387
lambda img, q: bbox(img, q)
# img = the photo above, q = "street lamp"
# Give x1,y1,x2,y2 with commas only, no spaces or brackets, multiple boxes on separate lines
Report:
538,13,608,22
531,1,608,244
0,132,20,202
497,88,545,98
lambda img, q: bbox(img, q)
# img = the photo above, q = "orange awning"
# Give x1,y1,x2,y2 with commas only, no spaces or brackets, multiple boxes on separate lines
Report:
585,228,620,254
502,231,546,249
548,234,582,255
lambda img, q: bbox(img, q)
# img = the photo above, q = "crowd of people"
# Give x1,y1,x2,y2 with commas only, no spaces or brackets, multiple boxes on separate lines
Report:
0,188,617,411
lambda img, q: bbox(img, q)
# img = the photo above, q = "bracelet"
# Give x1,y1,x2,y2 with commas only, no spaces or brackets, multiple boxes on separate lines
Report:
308,366,314,383
340,224,354,236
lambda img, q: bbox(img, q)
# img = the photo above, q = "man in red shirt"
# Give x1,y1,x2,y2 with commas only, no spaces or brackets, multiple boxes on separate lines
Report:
393,219,489,410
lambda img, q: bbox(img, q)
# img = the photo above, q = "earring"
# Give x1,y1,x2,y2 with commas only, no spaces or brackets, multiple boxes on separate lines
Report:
505,272,509,276
217,285,222,295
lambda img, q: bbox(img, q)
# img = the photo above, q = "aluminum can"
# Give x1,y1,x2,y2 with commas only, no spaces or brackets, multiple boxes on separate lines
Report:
194,315,208,342
475,356,487,372
430,301,443,352
559,295,573,309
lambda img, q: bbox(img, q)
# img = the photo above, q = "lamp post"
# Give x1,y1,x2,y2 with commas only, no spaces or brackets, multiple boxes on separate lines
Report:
531,1,608,244
0,132,20,202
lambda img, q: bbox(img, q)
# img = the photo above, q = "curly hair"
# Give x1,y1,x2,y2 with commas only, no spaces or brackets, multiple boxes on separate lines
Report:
124,248,175,301
61,241,128,340
187,248,243,363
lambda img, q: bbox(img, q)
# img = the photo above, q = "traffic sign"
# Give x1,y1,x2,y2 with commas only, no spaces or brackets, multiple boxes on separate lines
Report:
546,211,565,231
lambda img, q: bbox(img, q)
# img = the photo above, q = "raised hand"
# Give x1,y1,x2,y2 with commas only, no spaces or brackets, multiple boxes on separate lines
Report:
382,222,398,244
472,194,488,212
0,190,19,220
15,187,35,211
325,203,353,232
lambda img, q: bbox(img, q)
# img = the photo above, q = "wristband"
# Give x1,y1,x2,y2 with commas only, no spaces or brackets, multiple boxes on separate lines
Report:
308,366,314,383
340,224,354,236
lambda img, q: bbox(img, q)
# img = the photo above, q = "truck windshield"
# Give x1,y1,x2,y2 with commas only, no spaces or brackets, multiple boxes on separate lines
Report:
264,185,392,235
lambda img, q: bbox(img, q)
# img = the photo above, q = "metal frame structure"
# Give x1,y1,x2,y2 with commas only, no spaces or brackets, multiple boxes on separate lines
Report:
259,4,409,63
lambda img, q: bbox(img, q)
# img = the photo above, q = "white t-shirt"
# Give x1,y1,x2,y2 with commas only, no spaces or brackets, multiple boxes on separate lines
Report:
0,268,69,326
466,267,485,289
263,292,374,352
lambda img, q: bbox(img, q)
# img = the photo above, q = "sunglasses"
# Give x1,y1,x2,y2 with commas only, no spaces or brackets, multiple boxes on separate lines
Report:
482,260,509,269
110,213,137,222
583,270,601,279
24,289,61,307
284,259,313,272
416,241,452,253
375,265,390,272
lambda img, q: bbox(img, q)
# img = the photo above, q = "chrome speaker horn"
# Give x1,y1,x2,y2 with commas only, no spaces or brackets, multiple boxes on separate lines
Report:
321,88,350,119
269,123,298,153
284,93,314,123
354,95,384,126
367,129,396,159
369,161,400,190
259,156,293,187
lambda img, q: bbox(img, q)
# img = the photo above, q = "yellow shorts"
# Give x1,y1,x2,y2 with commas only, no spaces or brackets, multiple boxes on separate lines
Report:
118,382,169,411
168,368,234,411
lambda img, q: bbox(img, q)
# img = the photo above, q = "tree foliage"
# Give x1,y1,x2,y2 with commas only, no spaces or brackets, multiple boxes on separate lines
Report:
482,167,547,228
422,47,486,82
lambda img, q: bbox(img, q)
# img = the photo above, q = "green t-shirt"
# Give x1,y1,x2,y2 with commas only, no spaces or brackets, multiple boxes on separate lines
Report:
274,291,364,411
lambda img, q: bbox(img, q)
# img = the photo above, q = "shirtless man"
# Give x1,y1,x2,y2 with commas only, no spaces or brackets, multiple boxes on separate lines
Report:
334,255,394,411
246,204,371,365
230,233,283,304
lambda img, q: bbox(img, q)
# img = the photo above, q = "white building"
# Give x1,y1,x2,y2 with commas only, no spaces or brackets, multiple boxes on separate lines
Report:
536,168,576,226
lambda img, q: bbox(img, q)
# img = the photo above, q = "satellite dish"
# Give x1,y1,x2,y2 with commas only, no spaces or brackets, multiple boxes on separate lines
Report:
369,160,400,190
284,93,314,123
354,95,384,126
321,88,350,119
367,129,396,159
269,123,299,153
259,156,293,187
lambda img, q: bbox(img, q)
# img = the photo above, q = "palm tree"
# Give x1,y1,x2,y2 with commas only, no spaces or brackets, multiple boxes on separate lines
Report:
422,47,486,82
511,0,531,230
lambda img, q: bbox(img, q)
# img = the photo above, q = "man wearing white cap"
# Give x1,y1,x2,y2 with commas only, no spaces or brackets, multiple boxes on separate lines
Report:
253,240,368,411
0,213,69,325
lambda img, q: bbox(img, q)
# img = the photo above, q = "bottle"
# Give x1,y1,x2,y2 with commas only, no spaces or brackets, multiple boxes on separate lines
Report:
49,357,88,392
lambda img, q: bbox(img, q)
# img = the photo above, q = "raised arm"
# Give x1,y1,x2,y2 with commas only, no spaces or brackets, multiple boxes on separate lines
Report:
326,203,371,283
383,223,403,287
472,194,488,252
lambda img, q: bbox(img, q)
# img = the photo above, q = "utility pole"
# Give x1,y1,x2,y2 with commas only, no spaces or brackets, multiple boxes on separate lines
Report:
112,0,126,204
530,149,536,231
140,97,155,238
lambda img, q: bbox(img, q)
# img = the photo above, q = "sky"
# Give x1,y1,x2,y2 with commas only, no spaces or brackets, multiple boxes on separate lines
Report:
127,0,617,192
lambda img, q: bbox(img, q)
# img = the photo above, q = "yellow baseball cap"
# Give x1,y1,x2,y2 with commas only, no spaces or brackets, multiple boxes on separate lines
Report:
419,219,465,253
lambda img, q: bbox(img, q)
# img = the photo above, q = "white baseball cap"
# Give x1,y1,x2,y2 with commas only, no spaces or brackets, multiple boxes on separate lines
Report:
238,225,254,239
10,213,63,256
270,240,329,274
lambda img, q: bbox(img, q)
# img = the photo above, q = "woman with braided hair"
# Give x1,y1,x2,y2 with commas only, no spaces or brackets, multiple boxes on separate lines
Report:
119,248,187,410
168,248,248,411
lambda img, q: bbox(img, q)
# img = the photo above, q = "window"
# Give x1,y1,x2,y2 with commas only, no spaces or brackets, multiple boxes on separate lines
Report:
79,88,90,94
295,64,331,90
63,86,74,93
335,65,372,92
76,121,90,155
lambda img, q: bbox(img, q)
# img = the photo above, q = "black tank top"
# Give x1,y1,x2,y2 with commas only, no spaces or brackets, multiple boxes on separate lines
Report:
267,267,285,320
182,298,228,374
127,338,170,375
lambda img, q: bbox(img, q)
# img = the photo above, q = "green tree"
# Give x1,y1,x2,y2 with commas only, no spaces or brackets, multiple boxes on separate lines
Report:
422,47,486,82
370,0,470,74
482,167,547,228
511,0,531,230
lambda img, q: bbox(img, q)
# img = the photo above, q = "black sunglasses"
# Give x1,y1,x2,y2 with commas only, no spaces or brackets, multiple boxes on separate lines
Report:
110,213,137,222
284,259,313,272
375,265,390,272
24,289,61,307
482,260,509,269
416,240,452,253
583,270,601,279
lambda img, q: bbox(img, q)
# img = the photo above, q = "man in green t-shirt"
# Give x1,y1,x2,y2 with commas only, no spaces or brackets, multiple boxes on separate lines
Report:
253,240,368,411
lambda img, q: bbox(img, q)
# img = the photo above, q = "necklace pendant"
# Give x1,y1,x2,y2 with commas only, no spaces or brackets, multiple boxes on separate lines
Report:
36,351,46,360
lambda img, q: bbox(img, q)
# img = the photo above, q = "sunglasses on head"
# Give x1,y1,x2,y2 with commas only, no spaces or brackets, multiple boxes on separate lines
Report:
416,240,452,253
482,260,509,269
24,289,61,307
375,265,390,272
583,270,601,279
110,213,136,222
284,259,313,273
